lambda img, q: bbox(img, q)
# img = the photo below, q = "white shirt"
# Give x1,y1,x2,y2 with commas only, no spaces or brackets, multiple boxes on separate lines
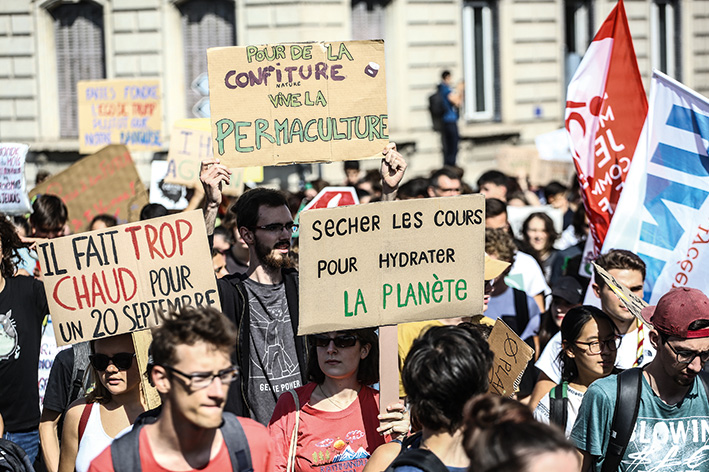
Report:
506,251,550,304
533,383,586,437
534,325,655,384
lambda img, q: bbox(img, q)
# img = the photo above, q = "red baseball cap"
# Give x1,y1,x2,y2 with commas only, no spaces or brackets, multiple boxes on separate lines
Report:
641,287,709,339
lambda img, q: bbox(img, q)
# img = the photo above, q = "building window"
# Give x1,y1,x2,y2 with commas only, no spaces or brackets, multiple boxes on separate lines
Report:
564,0,593,88
49,1,105,139
651,0,680,79
179,0,236,118
462,1,498,121
351,0,386,40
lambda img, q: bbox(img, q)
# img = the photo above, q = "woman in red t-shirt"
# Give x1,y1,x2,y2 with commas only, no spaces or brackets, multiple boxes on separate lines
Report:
268,328,406,472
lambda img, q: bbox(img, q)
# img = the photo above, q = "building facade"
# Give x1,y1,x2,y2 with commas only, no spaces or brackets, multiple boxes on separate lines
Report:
0,0,707,188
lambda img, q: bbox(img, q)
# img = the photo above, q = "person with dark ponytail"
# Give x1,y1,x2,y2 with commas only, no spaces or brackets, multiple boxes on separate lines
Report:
463,394,578,472
533,305,619,436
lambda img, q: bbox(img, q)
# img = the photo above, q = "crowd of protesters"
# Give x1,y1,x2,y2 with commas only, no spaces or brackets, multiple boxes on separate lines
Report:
0,142,706,472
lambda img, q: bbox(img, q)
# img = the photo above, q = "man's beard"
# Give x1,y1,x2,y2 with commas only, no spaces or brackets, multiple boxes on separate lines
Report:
255,237,294,270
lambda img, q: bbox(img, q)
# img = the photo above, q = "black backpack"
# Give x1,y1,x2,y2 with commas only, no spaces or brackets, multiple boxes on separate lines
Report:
384,432,449,472
0,438,35,472
428,90,446,132
548,381,569,431
601,368,709,472
109,409,253,472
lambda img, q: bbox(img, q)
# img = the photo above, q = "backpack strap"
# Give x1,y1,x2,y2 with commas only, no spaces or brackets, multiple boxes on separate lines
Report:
70,342,90,404
110,423,144,472
220,413,253,472
513,288,530,336
387,448,449,472
78,402,93,443
549,382,569,430
602,368,643,472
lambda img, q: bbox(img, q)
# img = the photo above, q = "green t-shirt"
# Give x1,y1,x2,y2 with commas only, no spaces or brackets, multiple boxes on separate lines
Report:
571,372,709,472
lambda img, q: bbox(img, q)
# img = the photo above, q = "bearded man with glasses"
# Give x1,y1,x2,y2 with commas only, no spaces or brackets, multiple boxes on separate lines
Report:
572,287,709,472
88,306,274,472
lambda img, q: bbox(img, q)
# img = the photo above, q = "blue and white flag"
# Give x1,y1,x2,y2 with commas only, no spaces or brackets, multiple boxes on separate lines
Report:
602,71,709,303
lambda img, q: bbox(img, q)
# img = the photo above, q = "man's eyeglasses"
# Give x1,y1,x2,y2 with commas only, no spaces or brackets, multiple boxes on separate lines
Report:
311,334,358,348
251,222,298,235
162,365,239,390
665,341,709,365
574,335,621,355
90,353,136,371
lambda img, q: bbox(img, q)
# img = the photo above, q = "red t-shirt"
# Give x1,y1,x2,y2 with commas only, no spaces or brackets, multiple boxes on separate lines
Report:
268,383,387,472
87,417,274,472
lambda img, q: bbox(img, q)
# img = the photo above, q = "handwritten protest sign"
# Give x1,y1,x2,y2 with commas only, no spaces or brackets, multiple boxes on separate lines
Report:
29,145,149,233
78,79,162,154
592,261,648,323
39,210,219,346
164,119,262,196
487,320,535,397
0,143,31,214
207,40,388,167
298,195,485,335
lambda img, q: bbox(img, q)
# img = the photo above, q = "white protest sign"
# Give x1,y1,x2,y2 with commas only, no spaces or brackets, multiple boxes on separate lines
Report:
0,143,31,214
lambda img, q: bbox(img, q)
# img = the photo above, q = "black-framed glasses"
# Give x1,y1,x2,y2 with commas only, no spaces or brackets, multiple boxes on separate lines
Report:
665,341,709,365
311,334,358,348
162,365,239,390
90,353,135,371
574,335,621,355
251,222,298,235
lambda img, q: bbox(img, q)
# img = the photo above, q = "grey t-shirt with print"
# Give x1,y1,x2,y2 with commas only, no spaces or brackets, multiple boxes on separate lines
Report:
243,278,302,424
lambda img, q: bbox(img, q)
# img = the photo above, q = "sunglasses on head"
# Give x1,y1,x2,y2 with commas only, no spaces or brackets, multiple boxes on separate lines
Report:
89,352,135,371
311,334,358,348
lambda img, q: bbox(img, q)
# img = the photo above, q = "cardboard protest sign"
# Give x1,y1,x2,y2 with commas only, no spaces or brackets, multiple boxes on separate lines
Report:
132,330,161,409
301,187,359,211
298,195,485,335
0,143,31,214
39,210,219,346
164,119,263,196
496,145,575,188
207,40,388,167
592,261,648,323
487,320,535,397
78,79,162,154
29,145,149,233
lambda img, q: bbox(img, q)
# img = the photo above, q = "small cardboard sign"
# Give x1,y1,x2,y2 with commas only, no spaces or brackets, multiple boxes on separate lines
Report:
29,145,149,233
298,195,485,335
207,40,388,167
164,118,263,196
78,78,162,154
592,261,649,324
0,143,31,214
487,320,535,397
39,210,219,346
150,161,188,210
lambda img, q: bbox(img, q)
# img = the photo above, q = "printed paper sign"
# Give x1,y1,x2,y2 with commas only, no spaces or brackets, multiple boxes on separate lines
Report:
164,118,262,196
78,78,162,154
207,40,388,167
29,145,149,233
39,210,219,346
0,143,31,214
150,160,188,210
298,195,485,335
487,320,535,397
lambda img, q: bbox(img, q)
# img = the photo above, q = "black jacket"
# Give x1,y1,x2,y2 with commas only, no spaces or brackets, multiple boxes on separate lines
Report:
217,268,308,417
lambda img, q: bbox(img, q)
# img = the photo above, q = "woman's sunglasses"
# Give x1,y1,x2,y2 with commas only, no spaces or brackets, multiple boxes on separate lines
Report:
89,353,136,371
311,334,358,348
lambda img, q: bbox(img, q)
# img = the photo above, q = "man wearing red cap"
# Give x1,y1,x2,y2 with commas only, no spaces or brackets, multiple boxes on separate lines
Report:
572,287,709,472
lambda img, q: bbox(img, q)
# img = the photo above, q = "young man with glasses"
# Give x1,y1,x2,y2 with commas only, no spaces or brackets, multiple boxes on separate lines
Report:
426,167,462,198
572,287,709,472
88,306,274,472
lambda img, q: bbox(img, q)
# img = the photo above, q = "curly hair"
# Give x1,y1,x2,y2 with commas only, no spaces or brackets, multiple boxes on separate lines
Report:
306,328,379,386
402,323,493,434
485,227,517,265
0,214,23,278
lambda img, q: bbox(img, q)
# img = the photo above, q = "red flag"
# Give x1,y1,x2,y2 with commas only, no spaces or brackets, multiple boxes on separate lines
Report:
565,0,647,256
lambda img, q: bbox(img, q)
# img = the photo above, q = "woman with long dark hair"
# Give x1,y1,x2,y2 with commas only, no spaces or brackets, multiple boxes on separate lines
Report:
522,212,559,284
533,306,619,436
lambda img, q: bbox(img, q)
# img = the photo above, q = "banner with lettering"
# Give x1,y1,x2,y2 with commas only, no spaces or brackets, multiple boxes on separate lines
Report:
565,0,647,269
78,79,162,154
602,71,709,303
207,40,388,167
0,143,31,214
39,210,218,346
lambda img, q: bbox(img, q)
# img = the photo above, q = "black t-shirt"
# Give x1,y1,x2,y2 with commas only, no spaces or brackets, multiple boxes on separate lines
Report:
43,347,74,414
0,276,49,431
